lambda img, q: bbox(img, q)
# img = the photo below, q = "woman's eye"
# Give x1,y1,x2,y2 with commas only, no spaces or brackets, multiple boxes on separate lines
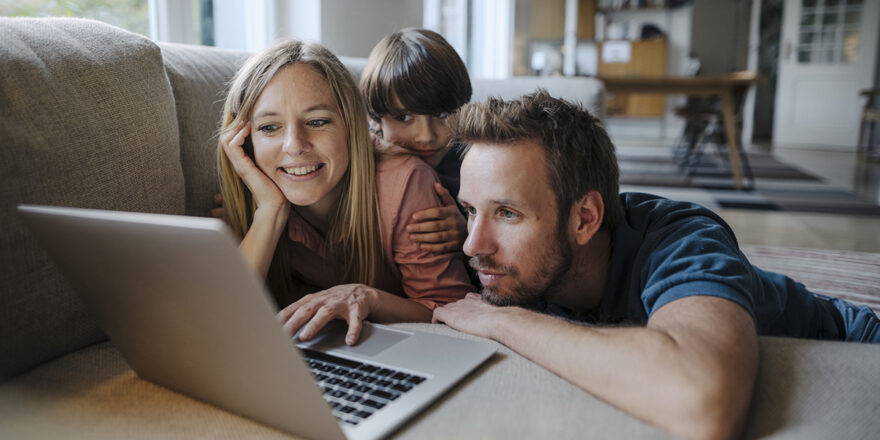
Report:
307,119,330,128
258,124,279,133
395,114,413,123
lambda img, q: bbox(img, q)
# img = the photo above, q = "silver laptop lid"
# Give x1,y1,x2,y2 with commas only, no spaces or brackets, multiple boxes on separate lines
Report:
18,205,345,440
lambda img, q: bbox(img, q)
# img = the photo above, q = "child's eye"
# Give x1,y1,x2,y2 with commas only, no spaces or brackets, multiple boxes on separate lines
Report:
464,206,476,217
306,119,330,128
434,112,450,119
395,114,413,123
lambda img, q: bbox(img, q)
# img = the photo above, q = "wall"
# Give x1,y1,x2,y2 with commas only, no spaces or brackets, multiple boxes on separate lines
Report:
602,6,693,140
689,0,751,75
320,0,423,58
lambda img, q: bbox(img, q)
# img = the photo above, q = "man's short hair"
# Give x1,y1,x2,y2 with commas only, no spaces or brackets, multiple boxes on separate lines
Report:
449,89,624,231
360,28,471,120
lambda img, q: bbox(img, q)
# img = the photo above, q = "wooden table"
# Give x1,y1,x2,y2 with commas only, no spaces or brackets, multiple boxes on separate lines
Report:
597,73,766,190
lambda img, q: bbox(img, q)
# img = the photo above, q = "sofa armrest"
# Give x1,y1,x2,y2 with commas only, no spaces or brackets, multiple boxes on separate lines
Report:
0,17,185,381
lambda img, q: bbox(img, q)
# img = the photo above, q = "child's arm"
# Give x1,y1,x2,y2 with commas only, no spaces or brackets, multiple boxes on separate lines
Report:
406,182,467,253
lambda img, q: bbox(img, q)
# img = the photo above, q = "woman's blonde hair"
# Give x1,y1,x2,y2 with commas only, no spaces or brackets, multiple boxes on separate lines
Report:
217,40,381,306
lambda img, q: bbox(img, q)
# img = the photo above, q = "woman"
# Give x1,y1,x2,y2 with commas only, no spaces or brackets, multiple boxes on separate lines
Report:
217,40,473,345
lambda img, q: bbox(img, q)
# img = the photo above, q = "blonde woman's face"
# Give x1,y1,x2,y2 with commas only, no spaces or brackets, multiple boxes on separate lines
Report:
251,64,350,218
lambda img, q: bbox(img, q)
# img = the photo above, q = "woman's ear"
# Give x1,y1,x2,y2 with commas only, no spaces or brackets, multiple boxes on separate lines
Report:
570,191,604,246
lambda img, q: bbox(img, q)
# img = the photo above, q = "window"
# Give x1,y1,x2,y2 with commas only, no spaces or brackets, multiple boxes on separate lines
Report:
0,0,150,37
797,0,863,64
423,0,514,79
1,0,214,46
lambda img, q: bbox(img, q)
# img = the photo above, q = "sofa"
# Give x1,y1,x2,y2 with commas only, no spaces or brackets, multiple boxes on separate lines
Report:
1,17,879,440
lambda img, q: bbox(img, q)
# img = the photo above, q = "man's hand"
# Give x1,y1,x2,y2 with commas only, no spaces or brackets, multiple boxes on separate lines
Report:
277,284,376,346
432,292,507,339
406,182,467,253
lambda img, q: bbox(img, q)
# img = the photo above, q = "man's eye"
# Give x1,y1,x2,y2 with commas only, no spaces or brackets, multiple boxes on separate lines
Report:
434,112,450,119
395,114,413,123
307,119,330,128
499,209,517,220
258,124,279,133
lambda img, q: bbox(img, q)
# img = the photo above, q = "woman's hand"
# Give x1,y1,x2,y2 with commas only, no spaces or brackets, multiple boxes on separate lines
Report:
406,182,467,253
220,122,287,211
277,284,377,346
277,283,434,345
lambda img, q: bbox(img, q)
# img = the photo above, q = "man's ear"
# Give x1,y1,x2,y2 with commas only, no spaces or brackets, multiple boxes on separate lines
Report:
570,191,604,246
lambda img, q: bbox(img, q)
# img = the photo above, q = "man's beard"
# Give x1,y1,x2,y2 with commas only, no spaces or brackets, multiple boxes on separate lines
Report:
470,231,572,307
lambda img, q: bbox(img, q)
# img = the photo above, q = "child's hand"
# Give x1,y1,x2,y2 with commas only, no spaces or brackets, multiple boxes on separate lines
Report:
406,182,466,253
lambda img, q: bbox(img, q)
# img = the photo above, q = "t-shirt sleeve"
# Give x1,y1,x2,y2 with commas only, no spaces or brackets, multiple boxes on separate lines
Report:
391,163,474,310
639,216,757,320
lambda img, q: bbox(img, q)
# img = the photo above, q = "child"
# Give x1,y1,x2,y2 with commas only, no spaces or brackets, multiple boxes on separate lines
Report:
360,28,472,254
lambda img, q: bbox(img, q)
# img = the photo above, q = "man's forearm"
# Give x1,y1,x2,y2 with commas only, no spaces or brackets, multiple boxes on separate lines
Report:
487,303,756,440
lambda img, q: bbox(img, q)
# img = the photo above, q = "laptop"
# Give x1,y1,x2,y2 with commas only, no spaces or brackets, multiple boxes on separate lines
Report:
18,204,495,440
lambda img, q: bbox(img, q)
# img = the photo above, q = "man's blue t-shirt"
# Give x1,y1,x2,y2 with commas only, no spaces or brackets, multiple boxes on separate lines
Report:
539,192,841,339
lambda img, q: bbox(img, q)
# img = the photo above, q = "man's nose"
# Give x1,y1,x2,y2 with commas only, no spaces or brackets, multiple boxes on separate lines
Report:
463,215,495,258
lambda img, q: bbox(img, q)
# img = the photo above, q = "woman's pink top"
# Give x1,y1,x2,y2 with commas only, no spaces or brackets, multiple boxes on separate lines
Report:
286,154,473,310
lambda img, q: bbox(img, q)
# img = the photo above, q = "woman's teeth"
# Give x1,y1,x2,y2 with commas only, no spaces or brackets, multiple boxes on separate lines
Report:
284,165,319,176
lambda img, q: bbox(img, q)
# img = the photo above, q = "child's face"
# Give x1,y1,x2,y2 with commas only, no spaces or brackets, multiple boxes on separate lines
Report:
376,97,452,167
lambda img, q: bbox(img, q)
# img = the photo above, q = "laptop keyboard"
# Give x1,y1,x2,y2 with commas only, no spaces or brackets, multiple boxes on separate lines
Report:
301,348,427,426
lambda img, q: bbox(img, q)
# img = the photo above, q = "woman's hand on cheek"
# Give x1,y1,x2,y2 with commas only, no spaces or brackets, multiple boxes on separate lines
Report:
276,284,377,345
220,122,287,211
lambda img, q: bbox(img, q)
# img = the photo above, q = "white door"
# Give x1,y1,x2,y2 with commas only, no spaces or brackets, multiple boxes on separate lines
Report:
773,0,879,149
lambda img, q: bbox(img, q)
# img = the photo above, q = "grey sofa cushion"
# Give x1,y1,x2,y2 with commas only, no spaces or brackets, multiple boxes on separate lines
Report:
0,18,185,380
159,43,249,217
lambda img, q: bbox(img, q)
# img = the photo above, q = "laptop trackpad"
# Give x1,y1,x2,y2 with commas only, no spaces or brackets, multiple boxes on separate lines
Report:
297,320,410,357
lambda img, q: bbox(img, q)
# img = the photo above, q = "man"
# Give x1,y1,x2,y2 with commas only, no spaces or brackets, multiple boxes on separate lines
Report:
432,90,879,440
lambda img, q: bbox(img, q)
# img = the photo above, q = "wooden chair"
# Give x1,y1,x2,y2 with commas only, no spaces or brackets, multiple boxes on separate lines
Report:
858,88,880,162
672,91,754,187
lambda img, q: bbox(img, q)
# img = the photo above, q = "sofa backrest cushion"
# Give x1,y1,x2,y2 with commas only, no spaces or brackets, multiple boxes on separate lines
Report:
0,18,185,381
471,76,606,122
158,43,249,217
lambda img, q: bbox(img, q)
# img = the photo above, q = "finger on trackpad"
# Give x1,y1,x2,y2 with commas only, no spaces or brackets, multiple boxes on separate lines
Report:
297,320,410,357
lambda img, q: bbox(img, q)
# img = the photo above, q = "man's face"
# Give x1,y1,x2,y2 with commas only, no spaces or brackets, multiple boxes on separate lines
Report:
458,140,572,306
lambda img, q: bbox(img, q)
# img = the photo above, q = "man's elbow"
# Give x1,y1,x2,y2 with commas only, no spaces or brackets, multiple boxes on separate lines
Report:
671,378,753,440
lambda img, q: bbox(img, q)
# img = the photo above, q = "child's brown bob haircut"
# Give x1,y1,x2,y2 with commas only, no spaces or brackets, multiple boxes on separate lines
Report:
360,28,471,120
